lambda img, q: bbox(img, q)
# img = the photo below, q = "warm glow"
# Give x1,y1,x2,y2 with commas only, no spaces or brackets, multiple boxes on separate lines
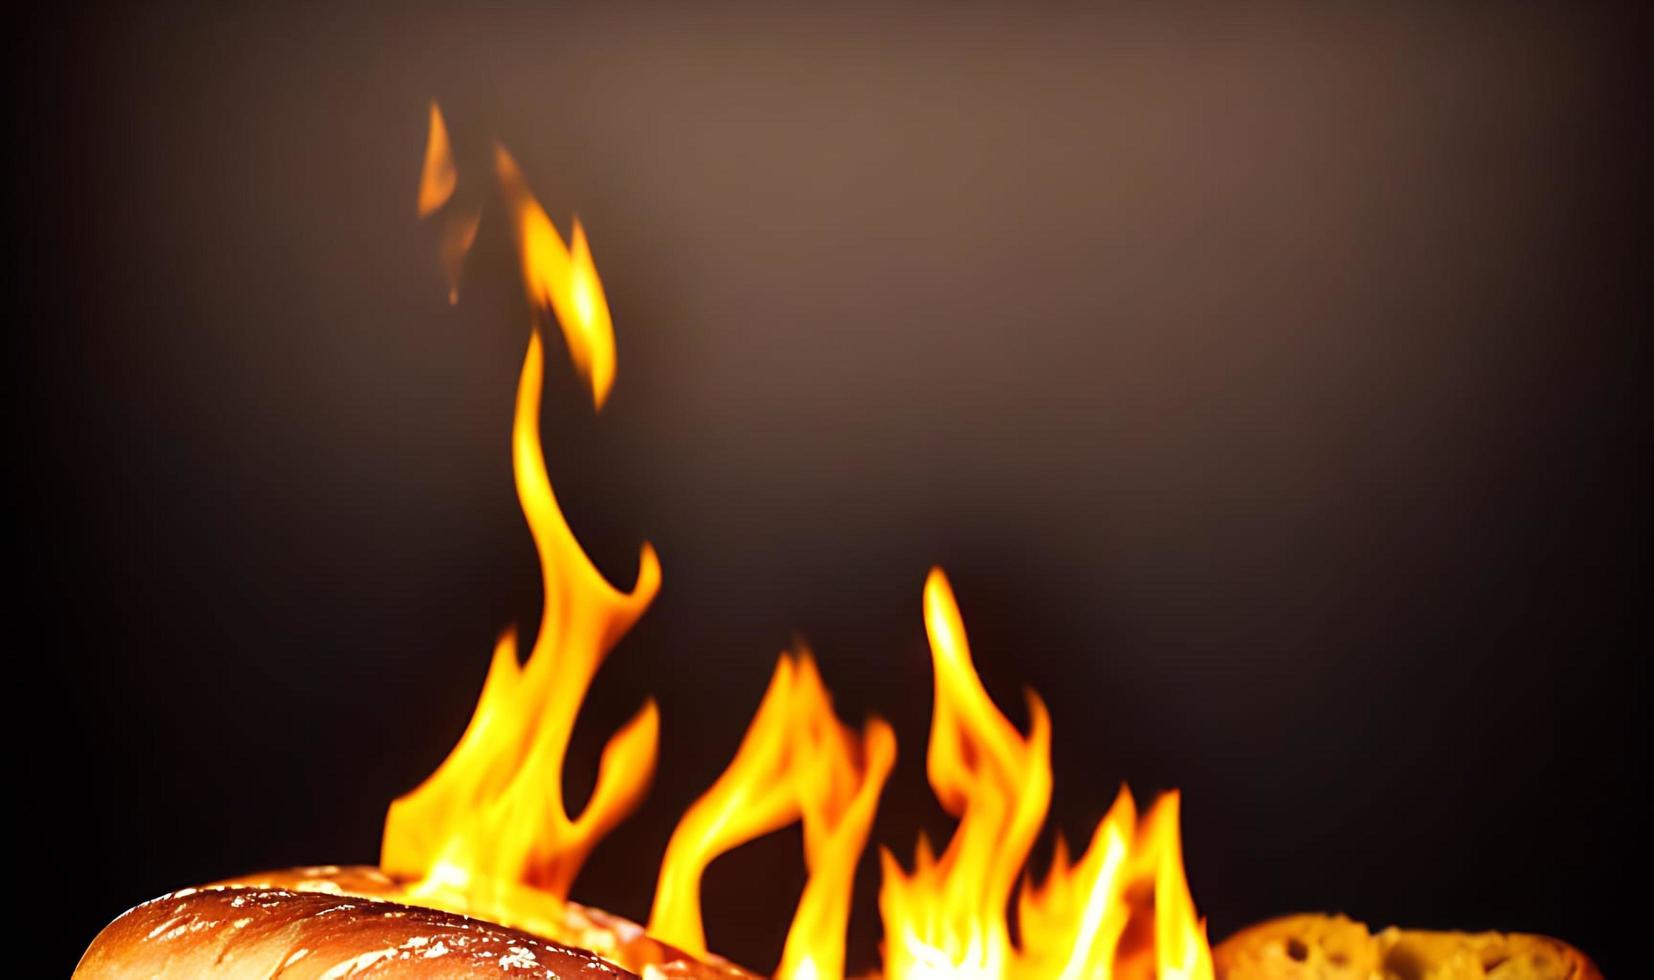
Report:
878,569,1212,980
779,679,895,980
416,101,480,304
379,319,661,927
1015,788,1137,980
417,101,457,218
649,655,808,957
650,652,896,980
1142,793,1215,980
495,145,617,411
379,111,1214,980
439,207,482,305
880,568,1053,978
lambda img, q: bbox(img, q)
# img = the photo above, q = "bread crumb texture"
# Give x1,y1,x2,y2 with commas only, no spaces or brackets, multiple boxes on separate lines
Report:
1214,913,1600,980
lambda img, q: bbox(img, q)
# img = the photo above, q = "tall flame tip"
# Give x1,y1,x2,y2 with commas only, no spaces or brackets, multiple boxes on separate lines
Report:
495,142,617,412
418,101,457,219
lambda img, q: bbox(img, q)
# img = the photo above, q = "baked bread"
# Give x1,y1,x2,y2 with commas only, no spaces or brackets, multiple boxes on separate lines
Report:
72,885,632,979
1214,913,1601,980
76,866,748,979
207,865,749,977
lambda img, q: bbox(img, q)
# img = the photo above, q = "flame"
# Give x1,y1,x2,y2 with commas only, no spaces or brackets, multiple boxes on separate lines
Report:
438,207,482,305
418,101,457,218
1015,789,1136,980
495,145,616,411
879,568,1053,978
649,652,896,980
879,569,1212,980
1141,793,1214,980
415,101,481,304
649,656,809,957
383,113,1215,980
381,158,661,922
779,681,896,980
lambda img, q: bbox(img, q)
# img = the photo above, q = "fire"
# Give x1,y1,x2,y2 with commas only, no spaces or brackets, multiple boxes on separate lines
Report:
495,145,617,411
381,140,661,934
1015,789,1135,980
380,108,1214,979
649,652,896,979
779,672,896,980
879,569,1053,978
1138,793,1215,980
417,101,456,218
880,570,1212,980
417,100,482,304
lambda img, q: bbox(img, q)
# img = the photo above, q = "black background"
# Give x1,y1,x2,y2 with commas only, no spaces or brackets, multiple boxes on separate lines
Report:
14,3,1645,976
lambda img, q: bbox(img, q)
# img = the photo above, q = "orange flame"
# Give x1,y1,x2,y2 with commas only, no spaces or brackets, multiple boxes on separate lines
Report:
438,207,482,305
880,568,1053,978
1016,788,1137,980
385,113,1215,980
650,652,895,980
495,145,616,411
416,101,480,304
780,683,896,980
1141,793,1215,980
879,569,1212,980
381,140,659,927
417,101,457,218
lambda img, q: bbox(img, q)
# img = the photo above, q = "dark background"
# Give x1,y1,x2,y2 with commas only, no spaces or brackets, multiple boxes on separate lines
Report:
14,2,1645,976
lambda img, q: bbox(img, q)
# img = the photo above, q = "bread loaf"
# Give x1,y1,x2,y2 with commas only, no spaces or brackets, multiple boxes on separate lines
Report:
1214,913,1600,980
76,866,749,979
73,885,633,979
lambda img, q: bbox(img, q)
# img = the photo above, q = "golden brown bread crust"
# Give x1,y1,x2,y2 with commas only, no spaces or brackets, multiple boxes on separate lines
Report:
73,885,635,979
84,866,748,979
1214,913,1602,980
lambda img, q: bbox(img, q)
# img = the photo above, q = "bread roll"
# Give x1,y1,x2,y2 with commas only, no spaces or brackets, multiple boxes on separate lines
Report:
73,885,633,978
1214,913,1601,980
208,866,750,977
77,867,749,979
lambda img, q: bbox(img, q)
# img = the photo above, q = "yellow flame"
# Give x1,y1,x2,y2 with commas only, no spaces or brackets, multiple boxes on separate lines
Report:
386,113,1216,980
1142,793,1214,980
879,568,1054,978
418,101,457,218
380,320,661,921
1015,788,1137,980
650,652,894,980
495,145,616,411
779,673,895,980
877,570,1212,980
649,655,806,957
